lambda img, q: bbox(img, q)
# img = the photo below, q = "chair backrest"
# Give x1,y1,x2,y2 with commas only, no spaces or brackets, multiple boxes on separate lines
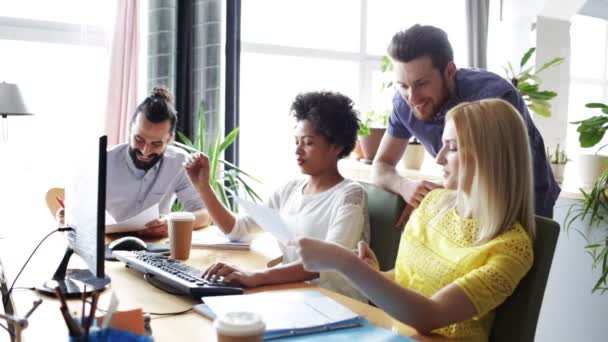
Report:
490,215,560,342
360,181,406,271
45,187,65,218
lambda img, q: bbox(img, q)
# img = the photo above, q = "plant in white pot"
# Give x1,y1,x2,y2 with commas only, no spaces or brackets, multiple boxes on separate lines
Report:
401,137,425,170
565,102,608,293
546,143,568,183
571,102,608,186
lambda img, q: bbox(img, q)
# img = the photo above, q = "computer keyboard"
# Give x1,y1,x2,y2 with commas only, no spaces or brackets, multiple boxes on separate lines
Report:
113,250,244,298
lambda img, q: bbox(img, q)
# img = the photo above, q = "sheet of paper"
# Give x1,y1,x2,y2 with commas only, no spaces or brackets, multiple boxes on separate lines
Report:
105,204,159,234
191,227,251,250
202,291,359,332
235,197,296,245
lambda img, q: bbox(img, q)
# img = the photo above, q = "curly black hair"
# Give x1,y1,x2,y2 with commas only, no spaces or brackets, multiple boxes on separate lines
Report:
290,91,360,159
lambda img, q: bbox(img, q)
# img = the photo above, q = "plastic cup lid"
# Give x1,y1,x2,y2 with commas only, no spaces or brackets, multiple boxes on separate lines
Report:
213,311,266,336
168,212,195,221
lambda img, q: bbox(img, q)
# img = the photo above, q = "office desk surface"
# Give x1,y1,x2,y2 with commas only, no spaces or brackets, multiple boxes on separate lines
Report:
0,229,445,342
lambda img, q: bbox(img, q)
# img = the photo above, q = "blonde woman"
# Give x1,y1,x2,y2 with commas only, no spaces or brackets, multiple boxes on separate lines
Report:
297,99,535,341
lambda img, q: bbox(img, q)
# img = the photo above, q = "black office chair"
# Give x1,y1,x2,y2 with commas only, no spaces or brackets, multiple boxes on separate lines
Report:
490,215,560,342
360,182,406,271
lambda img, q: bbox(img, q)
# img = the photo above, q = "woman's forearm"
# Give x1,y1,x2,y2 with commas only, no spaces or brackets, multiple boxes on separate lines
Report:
196,183,236,233
255,262,318,286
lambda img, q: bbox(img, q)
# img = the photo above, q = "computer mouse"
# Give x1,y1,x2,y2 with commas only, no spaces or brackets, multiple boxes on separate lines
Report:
108,236,147,251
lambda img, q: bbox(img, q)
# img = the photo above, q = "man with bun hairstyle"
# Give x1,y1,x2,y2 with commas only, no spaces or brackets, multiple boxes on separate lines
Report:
105,86,210,237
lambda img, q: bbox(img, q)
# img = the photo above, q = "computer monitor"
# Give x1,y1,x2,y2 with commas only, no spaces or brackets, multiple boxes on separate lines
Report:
36,135,111,298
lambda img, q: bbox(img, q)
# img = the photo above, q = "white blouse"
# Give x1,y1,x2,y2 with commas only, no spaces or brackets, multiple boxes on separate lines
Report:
226,178,370,301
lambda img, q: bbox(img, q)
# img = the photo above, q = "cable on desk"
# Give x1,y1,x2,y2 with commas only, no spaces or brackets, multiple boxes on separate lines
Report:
148,308,193,318
2,227,73,307
91,300,193,318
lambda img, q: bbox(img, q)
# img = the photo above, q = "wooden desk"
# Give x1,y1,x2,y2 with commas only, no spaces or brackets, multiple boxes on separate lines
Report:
0,229,443,342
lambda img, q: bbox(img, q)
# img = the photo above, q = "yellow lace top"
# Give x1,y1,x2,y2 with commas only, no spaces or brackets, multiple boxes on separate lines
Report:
394,189,533,342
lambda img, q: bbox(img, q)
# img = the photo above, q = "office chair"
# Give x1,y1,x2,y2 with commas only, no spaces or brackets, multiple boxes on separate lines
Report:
45,187,64,218
490,215,560,342
360,182,406,271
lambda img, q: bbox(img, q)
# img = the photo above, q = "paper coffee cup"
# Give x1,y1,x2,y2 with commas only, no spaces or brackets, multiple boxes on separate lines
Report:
214,312,265,342
168,212,195,260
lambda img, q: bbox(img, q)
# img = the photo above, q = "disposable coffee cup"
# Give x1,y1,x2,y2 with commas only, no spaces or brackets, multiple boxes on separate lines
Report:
168,212,195,260
213,311,265,342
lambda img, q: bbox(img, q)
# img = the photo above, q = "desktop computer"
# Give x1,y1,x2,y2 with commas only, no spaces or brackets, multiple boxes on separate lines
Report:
36,135,111,298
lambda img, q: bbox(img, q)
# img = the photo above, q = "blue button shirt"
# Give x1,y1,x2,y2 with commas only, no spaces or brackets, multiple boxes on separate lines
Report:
387,68,560,217
106,144,204,221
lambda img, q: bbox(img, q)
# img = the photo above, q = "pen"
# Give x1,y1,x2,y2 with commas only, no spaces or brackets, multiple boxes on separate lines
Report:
56,197,64,208
86,291,99,336
54,287,83,337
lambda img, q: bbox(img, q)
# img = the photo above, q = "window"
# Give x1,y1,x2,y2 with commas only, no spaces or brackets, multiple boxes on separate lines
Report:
0,1,116,235
567,15,608,157
239,0,467,197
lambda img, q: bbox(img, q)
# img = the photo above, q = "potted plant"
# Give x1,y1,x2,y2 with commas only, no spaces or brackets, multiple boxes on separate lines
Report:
503,47,564,117
172,100,262,212
401,137,425,170
358,56,393,164
571,102,608,186
546,143,569,183
358,109,389,163
566,102,608,293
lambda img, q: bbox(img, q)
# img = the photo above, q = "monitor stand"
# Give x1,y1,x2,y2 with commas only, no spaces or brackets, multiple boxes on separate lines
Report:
36,246,110,298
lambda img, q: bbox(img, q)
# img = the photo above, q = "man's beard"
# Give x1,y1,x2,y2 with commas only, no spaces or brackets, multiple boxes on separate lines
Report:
128,147,163,171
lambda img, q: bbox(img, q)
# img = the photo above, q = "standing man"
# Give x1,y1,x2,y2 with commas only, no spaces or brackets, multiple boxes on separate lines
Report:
106,86,210,237
372,24,559,217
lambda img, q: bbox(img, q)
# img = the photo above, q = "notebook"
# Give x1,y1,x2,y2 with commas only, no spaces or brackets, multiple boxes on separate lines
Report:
198,290,363,340
190,227,251,250
197,290,416,341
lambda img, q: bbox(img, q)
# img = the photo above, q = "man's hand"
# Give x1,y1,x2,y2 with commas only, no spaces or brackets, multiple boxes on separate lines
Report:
139,217,168,238
401,180,442,208
296,238,352,273
184,153,211,189
202,262,260,288
357,241,380,271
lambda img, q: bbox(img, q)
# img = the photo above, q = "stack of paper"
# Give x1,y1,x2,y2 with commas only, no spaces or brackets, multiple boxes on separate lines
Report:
199,291,362,339
191,227,251,250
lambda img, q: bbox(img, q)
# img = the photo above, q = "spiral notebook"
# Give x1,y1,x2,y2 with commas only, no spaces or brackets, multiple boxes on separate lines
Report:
198,290,363,340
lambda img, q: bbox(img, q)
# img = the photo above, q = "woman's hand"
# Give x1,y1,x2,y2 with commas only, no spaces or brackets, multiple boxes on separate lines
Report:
184,153,211,188
296,238,352,273
357,241,380,271
202,262,261,288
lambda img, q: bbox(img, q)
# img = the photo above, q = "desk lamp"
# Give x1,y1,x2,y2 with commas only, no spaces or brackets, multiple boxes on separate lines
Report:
0,82,33,142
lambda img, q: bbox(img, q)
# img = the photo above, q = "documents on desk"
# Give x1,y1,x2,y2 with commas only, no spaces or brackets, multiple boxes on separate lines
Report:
199,290,416,341
191,226,251,250
201,291,360,339
236,197,296,245
105,204,159,234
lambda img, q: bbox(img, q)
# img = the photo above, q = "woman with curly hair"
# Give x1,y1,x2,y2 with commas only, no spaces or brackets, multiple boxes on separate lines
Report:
184,91,369,301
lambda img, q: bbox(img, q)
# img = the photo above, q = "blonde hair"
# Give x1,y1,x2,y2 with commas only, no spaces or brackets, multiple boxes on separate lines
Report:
445,99,535,243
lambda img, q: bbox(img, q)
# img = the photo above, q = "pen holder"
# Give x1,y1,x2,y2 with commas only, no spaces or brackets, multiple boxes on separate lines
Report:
69,328,152,342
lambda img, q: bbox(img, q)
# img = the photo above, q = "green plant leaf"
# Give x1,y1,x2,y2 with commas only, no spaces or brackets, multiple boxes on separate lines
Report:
528,103,551,117
177,131,194,147
218,128,240,154
586,103,608,109
536,57,565,74
520,47,536,68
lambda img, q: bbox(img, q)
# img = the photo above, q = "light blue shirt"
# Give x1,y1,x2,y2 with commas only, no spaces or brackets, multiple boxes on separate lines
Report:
106,143,204,221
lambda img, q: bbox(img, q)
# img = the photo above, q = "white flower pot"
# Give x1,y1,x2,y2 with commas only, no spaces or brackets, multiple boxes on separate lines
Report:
550,163,565,183
401,144,425,170
578,155,608,186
